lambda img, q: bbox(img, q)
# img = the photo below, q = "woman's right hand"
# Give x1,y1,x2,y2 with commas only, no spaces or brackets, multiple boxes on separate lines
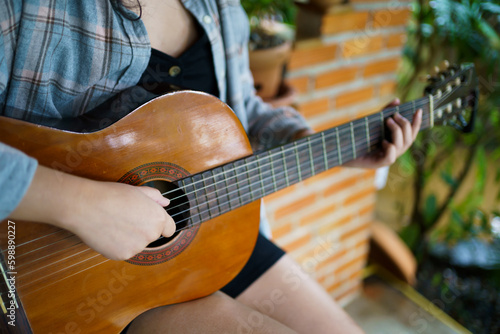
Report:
10,165,176,260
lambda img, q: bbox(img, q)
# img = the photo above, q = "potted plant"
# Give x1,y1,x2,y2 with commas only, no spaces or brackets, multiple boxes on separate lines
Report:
242,0,298,105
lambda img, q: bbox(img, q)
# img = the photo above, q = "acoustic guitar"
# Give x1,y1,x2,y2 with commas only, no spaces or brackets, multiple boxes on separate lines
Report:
0,63,478,333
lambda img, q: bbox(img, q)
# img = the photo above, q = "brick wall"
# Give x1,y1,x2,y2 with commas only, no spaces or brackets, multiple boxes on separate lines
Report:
263,0,411,305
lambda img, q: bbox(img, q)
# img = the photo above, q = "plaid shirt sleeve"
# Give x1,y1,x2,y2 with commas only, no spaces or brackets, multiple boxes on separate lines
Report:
0,0,151,218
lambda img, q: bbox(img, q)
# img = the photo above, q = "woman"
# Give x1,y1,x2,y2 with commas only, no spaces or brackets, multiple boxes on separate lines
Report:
0,0,421,332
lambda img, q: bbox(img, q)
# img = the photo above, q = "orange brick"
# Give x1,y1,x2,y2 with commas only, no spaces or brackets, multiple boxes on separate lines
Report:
264,183,298,202
341,35,384,59
300,203,338,226
313,115,351,132
289,44,337,70
304,166,342,186
319,214,353,235
354,238,370,250
340,222,370,241
315,66,358,89
359,203,375,216
380,80,397,96
335,282,362,302
272,223,293,240
344,186,376,206
335,86,375,108
356,103,384,119
363,57,400,77
317,249,348,271
287,77,309,94
324,176,358,197
274,194,316,220
297,98,329,118
386,32,407,48
326,280,342,293
322,12,369,35
349,269,364,281
282,233,312,252
334,254,366,275
371,8,411,28
363,169,376,178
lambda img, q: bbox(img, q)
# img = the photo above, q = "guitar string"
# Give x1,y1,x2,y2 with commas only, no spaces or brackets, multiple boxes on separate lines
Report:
161,109,431,215
159,101,429,200
166,118,432,228
0,111,431,258
0,101,429,254
7,96,468,284
5,121,410,274
158,103,429,210
2,89,469,254
9,111,432,271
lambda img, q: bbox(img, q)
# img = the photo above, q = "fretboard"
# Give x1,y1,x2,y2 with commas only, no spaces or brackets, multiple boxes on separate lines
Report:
174,97,432,227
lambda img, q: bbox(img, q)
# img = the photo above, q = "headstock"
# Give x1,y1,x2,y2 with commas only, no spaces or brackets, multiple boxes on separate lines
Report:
424,61,478,133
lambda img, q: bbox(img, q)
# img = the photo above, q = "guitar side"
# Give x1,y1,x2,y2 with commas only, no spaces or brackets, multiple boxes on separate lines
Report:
0,91,260,333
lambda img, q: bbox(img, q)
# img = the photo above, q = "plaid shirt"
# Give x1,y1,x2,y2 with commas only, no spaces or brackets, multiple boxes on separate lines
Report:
0,0,309,218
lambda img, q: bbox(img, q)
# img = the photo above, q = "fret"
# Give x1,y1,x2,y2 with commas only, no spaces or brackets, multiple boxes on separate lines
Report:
246,157,263,200
212,167,231,214
350,122,356,160
191,174,209,222
222,163,241,209
321,132,329,170
294,141,302,182
180,178,200,225
269,153,278,193
231,159,250,206
255,156,266,196
364,117,371,152
308,137,315,176
380,112,385,140
335,127,342,165
429,94,435,128
201,171,216,218
281,146,290,187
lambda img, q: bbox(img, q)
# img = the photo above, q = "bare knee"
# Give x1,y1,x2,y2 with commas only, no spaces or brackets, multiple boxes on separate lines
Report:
127,292,296,334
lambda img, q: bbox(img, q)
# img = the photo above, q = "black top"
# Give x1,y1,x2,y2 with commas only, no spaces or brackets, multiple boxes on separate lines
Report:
139,27,219,97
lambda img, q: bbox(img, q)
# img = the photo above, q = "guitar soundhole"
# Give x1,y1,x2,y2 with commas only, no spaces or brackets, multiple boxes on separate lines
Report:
142,180,191,248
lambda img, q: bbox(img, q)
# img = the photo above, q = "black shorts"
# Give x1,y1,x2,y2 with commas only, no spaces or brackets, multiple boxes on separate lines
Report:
221,232,285,297
121,232,284,333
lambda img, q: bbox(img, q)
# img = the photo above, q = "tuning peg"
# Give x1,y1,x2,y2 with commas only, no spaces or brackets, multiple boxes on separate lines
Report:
439,60,450,72
431,66,440,76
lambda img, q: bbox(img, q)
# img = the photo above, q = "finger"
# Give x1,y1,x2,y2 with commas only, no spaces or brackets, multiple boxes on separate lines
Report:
138,186,170,207
386,117,403,149
384,98,400,109
412,109,423,141
162,213,176,237
393,112,412,148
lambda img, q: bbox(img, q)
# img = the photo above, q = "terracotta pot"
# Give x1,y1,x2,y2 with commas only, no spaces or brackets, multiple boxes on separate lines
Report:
249,41,292,99
263,81,298,108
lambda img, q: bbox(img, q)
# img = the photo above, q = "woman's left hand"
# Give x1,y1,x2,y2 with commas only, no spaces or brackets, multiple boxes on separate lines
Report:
293,98,422,169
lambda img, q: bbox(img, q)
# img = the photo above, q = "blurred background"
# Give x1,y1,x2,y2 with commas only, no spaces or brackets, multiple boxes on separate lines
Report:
241,0,500,333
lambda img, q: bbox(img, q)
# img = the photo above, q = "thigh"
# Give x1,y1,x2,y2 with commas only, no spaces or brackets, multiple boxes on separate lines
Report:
126,291,297,334
236,255,364,334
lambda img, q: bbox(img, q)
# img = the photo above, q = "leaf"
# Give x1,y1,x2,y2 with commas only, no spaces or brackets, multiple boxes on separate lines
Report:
423,194,437,226
475,146,487,193
481,2,500,15
440,170,458,189
399,224,421,250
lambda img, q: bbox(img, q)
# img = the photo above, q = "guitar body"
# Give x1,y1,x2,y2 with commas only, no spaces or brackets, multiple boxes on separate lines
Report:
0,92,260,333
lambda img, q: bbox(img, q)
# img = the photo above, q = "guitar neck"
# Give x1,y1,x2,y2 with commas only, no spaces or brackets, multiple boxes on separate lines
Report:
178,96,432,225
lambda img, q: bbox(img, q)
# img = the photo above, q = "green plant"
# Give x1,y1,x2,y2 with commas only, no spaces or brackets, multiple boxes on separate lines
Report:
394,0,500,255
241,0,297,50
